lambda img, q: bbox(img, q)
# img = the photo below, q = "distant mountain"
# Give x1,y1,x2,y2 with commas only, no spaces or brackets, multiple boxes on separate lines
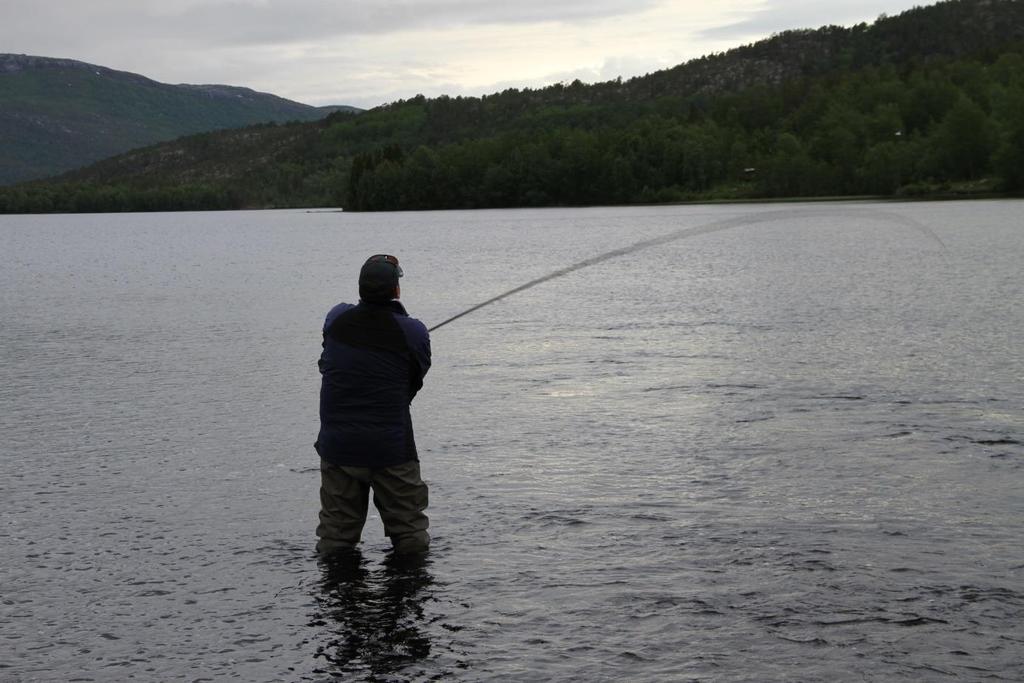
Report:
3,0,1023,212
0,54,361,185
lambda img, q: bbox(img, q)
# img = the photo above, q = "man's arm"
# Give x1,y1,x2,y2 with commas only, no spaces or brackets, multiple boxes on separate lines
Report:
401,318,431,399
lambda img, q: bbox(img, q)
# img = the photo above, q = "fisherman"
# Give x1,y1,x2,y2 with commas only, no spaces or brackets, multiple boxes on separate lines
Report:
315,254,432,555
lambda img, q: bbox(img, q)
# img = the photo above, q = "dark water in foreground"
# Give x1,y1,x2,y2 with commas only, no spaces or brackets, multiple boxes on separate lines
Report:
1,201,1022,681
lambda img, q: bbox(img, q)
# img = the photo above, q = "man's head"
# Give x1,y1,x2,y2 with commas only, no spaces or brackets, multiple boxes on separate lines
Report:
359,254,403,303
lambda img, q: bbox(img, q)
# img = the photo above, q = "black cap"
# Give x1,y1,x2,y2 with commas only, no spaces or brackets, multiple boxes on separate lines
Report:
358,254,402,303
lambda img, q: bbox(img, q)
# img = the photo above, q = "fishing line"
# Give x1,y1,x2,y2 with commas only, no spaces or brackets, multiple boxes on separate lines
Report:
427,206,948,333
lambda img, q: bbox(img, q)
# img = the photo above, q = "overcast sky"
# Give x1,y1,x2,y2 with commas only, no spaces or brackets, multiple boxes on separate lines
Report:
2,0,931,109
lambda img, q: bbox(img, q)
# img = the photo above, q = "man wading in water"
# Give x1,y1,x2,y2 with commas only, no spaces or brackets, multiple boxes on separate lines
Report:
315,255,432,555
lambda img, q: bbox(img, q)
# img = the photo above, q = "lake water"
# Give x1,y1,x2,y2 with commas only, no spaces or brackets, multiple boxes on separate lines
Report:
1,200,1022,681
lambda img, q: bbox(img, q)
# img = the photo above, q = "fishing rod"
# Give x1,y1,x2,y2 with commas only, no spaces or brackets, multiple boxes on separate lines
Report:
427,206,947,333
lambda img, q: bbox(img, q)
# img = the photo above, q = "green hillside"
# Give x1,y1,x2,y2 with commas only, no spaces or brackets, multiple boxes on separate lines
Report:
0,54,359,185
2,0,1022,213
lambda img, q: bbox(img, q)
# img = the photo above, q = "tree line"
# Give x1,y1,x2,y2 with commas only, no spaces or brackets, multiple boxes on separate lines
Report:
345,53,1024,210
1,1,1022,214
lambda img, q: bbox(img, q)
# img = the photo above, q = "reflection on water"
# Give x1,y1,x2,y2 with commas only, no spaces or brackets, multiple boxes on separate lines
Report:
2,202,1022,680
311,551,434,680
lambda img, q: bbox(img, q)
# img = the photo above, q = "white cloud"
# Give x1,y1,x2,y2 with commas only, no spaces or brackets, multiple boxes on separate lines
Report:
0,0,942,108
699,0,926,40
1,0,662,48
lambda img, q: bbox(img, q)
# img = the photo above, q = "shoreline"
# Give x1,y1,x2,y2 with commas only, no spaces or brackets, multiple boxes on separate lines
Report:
0,189,1018,217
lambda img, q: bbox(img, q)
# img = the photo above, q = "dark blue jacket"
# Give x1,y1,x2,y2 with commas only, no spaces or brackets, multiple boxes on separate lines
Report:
315,300,431,468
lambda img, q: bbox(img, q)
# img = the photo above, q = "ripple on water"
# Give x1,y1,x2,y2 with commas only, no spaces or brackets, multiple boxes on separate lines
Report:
2,203,1023,680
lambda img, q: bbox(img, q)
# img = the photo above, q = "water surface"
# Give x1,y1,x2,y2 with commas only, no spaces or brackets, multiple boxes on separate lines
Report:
1,201,1022,681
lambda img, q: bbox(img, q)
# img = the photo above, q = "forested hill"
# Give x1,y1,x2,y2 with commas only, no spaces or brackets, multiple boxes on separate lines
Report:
3,0,1023,213
0,54,360,185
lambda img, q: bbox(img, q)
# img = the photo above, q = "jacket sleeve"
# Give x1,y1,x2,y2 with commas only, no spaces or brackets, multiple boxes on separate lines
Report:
404,319,431,399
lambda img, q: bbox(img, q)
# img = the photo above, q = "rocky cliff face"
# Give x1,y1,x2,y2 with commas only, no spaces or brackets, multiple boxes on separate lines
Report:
628,0,1024,100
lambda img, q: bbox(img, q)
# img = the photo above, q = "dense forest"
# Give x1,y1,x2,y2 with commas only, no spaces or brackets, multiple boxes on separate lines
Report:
2,0,1022,213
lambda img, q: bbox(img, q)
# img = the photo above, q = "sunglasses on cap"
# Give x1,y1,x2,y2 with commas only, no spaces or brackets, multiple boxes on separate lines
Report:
367,254,403,278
